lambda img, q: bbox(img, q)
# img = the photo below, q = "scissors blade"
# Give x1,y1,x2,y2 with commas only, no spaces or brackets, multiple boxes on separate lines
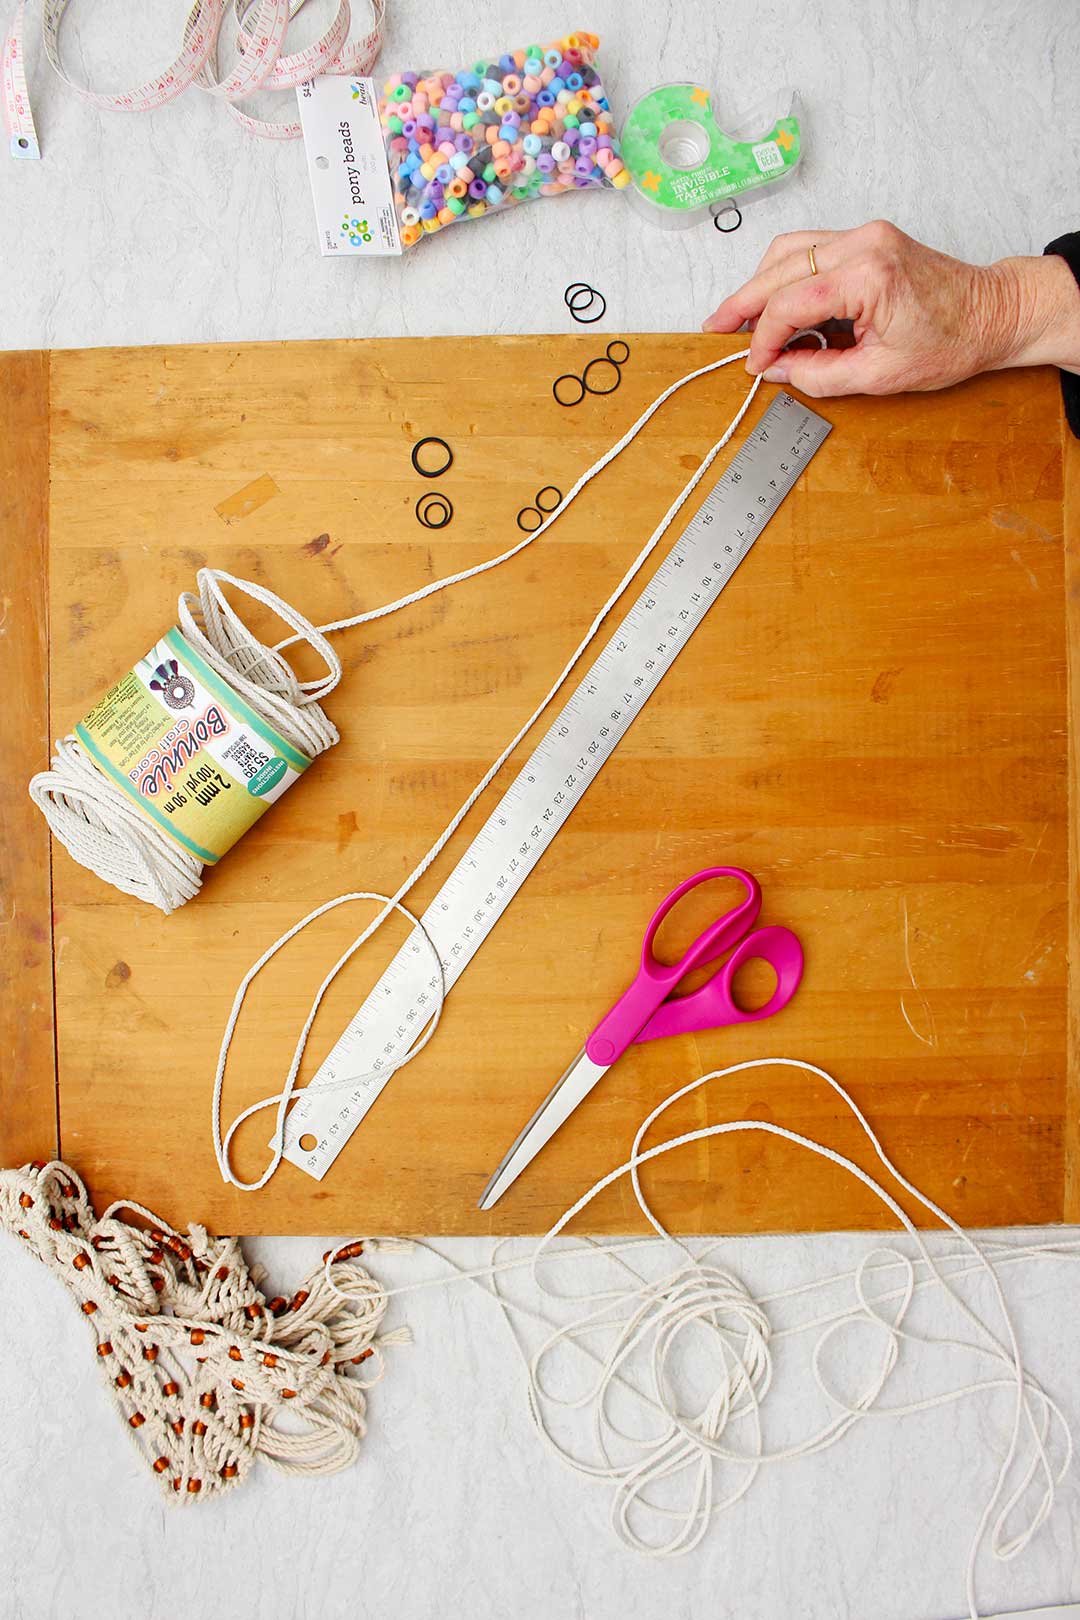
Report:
477,1049,610,1211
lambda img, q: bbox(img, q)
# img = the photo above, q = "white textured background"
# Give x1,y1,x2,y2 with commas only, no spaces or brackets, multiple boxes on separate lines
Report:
2,3,1080,1618
3,0,1079,350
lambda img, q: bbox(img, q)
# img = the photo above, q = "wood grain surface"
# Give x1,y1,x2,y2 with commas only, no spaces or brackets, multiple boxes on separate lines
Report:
3,336,1073,1236
1064,420,1080,1223
0,351,58,1167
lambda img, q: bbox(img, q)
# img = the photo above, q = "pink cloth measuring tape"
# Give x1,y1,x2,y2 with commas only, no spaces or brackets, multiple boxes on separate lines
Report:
3,0,386,157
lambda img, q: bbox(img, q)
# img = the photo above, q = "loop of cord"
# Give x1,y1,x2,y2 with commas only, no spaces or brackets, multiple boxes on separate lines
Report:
337,1058,1078,1615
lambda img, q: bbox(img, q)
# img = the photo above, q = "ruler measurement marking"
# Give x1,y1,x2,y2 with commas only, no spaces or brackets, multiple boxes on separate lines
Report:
279,394,831,1179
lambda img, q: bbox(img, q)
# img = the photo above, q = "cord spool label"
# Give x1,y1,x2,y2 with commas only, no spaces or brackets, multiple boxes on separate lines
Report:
74,628,310,865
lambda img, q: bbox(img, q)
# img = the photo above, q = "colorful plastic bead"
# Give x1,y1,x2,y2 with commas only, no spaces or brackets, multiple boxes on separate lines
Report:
379,34,623,248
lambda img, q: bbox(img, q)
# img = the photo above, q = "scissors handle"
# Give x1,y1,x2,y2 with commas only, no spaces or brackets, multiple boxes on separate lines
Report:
584,867,766,1066
634,924,803,1043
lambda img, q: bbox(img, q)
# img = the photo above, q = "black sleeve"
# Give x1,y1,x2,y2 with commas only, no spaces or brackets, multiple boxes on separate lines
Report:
1044,231,1080,438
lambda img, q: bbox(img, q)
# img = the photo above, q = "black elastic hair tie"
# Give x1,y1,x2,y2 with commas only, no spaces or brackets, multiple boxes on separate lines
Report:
553,373,586,407
564,283,607,324
415,492,453,529
582,356,622,397
411,436,454,478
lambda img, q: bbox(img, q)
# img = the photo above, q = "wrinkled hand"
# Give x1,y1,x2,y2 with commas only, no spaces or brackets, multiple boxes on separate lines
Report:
702,220,1076,398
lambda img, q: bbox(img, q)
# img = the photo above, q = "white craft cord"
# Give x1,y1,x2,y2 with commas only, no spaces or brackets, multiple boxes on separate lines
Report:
207,352,765,1188
330,1058,1077,1616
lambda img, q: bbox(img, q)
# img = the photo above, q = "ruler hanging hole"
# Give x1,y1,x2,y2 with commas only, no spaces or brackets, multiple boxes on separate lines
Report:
315,155,329,170
298,1134,318,1153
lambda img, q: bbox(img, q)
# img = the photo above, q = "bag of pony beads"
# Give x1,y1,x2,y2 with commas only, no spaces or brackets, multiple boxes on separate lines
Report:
379,32,628,248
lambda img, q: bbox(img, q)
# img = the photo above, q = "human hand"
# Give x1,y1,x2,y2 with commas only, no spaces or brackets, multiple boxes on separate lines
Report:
702,220,1080,397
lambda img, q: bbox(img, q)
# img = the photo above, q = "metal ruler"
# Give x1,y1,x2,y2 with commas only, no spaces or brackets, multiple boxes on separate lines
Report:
280,391,832,1180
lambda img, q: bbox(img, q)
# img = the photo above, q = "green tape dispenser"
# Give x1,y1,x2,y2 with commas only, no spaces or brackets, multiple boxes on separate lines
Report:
620,84,803,231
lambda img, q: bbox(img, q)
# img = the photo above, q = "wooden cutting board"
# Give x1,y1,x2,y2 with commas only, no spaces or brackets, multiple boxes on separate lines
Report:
1,337,1077,1237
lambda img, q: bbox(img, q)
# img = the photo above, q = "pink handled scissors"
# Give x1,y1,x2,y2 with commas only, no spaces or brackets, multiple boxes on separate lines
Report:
478,866,804,1210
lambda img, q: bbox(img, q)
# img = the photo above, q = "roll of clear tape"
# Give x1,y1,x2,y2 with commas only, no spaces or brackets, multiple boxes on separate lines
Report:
620,82,803,231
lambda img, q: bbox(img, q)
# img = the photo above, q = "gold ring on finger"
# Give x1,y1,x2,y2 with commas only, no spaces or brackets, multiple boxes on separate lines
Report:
807,243,818,276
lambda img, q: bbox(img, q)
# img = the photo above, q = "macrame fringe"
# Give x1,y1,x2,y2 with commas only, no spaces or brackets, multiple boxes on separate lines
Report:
0,1159,402,1500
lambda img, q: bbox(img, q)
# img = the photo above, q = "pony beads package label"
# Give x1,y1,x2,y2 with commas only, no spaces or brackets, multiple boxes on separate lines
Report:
297,74,404,256
74,629,310,864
